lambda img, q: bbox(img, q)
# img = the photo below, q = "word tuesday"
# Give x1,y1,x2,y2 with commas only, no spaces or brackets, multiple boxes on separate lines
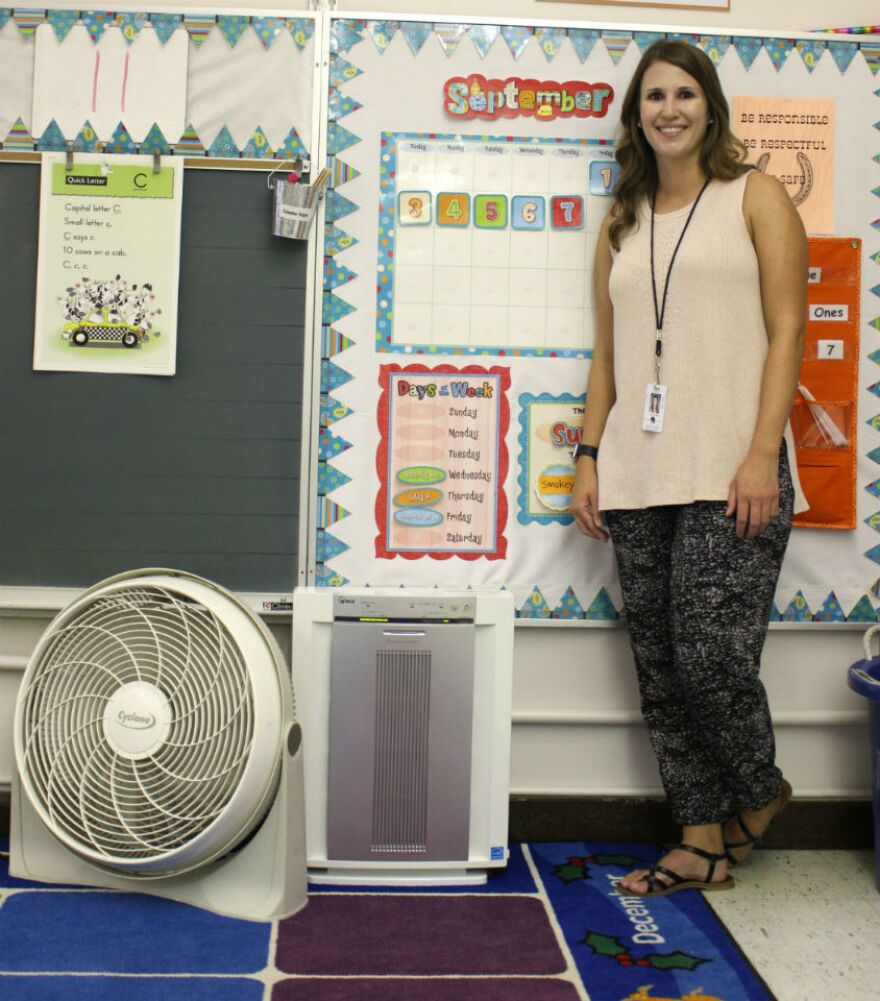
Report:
444,74,614,121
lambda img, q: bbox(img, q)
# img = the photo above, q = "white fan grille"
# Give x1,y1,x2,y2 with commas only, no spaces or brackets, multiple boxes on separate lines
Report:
18,585,256,863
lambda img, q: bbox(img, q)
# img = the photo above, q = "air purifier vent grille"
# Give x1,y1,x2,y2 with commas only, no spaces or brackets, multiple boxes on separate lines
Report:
371,649,430,853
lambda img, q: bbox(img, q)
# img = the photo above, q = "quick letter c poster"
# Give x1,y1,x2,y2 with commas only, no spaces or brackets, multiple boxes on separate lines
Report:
33,153,183,376
376,364,510,560
731,96,835,235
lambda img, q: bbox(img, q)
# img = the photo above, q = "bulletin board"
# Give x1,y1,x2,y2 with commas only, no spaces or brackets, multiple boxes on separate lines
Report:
311,16,880,624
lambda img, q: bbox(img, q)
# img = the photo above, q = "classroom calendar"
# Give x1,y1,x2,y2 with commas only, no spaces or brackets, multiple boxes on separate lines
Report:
376,132,617,358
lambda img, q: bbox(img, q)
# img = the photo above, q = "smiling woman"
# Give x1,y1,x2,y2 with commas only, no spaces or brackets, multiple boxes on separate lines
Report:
569,40,808,900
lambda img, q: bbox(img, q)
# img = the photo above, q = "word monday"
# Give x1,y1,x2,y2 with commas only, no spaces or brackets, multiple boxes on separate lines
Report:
444,74,614,121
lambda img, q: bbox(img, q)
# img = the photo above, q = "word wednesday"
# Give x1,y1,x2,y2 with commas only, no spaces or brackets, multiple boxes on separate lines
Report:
444,74,614,120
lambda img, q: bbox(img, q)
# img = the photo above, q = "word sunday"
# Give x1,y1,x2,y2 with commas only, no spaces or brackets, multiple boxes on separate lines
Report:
444,74,614,121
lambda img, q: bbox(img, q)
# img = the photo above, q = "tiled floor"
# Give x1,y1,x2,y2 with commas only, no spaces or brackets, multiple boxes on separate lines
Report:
710,850,880,1001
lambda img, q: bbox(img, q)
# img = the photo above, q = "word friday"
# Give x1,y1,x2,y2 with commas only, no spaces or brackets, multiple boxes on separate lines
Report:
397,192,584,230
444,74,614,121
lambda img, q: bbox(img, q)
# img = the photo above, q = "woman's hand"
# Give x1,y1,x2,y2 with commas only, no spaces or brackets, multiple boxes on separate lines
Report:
571,459,609,542
726,450,779,539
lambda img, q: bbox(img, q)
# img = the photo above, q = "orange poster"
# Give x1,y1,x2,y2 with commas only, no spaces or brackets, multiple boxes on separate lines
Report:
731,96,835,235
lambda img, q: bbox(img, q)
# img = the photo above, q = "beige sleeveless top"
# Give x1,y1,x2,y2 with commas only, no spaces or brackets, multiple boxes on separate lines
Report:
597,173,807,513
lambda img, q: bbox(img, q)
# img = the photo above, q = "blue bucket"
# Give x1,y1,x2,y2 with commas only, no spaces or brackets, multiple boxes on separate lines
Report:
847,625,880,891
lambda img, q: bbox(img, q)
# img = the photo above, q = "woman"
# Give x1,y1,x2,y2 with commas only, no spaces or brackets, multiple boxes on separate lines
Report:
570,40,808,896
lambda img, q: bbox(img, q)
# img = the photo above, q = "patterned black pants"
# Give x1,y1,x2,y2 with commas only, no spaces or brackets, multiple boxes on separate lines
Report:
605,449,793,826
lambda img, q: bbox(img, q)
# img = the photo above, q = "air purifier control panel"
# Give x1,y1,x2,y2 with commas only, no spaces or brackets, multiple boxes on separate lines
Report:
332,593,475,623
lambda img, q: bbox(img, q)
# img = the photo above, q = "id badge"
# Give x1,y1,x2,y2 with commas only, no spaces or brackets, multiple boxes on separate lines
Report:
642,383,667,433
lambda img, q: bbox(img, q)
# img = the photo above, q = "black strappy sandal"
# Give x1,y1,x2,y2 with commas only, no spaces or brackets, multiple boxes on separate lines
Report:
623,843,735,898
724,778,793,866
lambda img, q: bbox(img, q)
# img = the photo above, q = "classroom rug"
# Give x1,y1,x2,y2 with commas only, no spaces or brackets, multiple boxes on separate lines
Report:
0,840,774,1001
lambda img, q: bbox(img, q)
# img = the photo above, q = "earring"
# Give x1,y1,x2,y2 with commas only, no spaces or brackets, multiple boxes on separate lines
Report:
637,121,642,129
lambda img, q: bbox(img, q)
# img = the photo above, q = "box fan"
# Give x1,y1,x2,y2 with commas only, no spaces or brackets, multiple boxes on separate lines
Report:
10,569,307,921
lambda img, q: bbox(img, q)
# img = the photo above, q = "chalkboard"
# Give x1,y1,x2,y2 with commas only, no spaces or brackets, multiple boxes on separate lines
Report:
0,163,307,591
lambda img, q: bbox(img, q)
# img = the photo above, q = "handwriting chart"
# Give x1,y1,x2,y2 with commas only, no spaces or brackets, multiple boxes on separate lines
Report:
376,132,617,359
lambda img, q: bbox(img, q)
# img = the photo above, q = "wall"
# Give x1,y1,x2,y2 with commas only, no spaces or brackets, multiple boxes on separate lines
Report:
4,1,877,805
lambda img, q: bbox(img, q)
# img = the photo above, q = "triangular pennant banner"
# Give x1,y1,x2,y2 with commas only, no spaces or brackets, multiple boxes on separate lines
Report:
828,40,859,73
325,190,358,223
813,591,846,622
699,35,731,64
275,127,309,161
329,56,363,88
106,122,138,155
668,33,700,46
327,123,360,156
585,587,619,620
330,18,365,55
328,90,362,121
316,529,349,563
768,601,782,622
322,292,356,325
553,586,585,619
872,252,880,266
733,36,763,69
140,123,171,155
328,156,360,188
847,595,877,622
603,31,633,65
0,9,11,31
321,324,355,357
867,415,880,432
366,19,398,52
870,316,880,330
207,126,240,158
567,28,600,63
764,37,795,71
862,42,880,75
252,16,285,50
873,219,880,232
865,543,880,566
323,263,357,293
324,226,358,258
866,512,880,533
400,20,432,56
868,381,880,398
781,590,812,621
288,18,314,49
519,587,552,618
469,24,498,59
116,13,147,45
435,22,469,58
35,119,65,152
74,120,100,152
184,14,216,46
796,39,826,72
314,564,348,588
869,346,880,365
534,26,566,61
81,10,114,44
321,359,354,392
4,117,34,149
501,25,532,60
47,8,77,41
872,283,880,298
217,14,248,48
174,124,205,155
242,126,273,159
316,495,350,528
318,429,353,462
13,8,46,37
868,446,880,466
150,13,182,46
320,394,351,427
634,31,663,54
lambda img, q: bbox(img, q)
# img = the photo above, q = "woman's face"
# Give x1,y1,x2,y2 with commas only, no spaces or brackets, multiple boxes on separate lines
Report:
638,60,710,166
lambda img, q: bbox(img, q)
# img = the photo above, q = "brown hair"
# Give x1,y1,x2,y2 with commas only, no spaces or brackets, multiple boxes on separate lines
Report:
608,40,750,250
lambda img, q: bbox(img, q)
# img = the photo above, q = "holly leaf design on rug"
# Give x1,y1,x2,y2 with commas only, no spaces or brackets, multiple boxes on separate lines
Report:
554,854,641,882
583,930,627,957
647,950,709,971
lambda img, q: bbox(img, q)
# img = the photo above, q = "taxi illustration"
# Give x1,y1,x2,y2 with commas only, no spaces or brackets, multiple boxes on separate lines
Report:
62,308,148,349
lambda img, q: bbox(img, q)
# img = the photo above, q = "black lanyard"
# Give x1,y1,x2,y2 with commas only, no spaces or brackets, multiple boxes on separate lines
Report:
650,179,710,382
